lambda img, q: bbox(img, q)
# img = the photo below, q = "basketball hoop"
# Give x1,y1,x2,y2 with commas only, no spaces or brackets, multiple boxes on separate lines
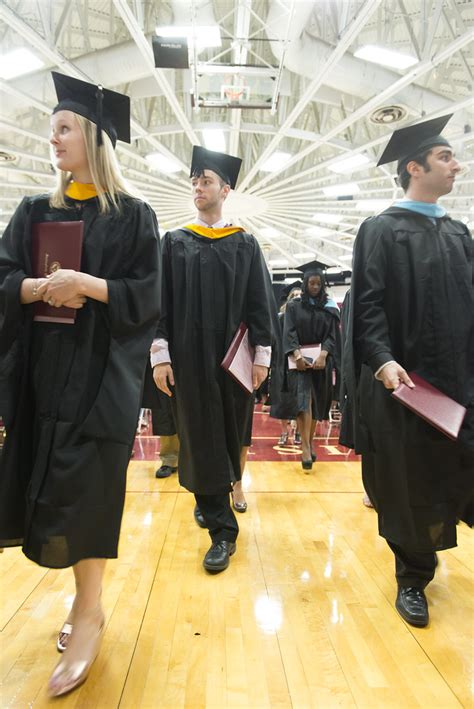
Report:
224,85,245,102
220,80,250,104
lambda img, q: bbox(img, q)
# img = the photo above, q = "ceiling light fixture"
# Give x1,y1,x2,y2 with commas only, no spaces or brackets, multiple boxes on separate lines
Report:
293,251,315,259
260,226,281,239
202,129,226,152
0,48,44,79
328,154,372,174
312,212,344,225
156,25,222,49
260,151,292,173
322,183,360,197
145,153,181,173
305,226,332,237
354,45,417,70
356,199,392,211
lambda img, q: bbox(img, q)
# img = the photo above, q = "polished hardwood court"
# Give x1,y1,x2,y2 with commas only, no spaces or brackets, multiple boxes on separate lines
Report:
0,456,472,708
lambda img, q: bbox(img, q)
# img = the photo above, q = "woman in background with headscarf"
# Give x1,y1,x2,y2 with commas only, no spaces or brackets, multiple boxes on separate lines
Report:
283,264,340,470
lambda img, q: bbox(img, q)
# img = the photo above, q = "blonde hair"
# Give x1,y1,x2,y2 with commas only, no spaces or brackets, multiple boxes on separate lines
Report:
50,113,142,213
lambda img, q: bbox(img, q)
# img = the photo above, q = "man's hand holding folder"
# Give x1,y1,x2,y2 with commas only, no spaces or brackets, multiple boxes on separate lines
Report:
378,361,415,390
391,371,467,440
221,323,269,394
252,364,268,391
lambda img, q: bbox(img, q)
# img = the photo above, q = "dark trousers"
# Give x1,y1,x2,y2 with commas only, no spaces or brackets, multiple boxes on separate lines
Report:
194,493,239,543
387,540,437,589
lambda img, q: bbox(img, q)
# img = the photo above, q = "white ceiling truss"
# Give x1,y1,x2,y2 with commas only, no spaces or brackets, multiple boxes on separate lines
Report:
0,0,473,273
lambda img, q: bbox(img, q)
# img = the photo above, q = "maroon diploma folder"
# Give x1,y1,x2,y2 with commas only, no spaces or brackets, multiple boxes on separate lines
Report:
221,323,255,394
31,221,84,324
288,344,321,370
391,372,466,440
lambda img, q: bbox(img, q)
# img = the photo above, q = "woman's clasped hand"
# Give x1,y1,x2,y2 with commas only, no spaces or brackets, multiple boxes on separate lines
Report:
37,269,87,309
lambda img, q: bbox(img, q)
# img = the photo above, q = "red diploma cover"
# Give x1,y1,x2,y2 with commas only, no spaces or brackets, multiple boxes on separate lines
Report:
221,323,255,394
31,221,84,324
391,372,466,440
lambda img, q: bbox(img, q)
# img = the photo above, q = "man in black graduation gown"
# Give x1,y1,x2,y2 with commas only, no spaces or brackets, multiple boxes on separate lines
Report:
152,147,275,572
344,115,473,626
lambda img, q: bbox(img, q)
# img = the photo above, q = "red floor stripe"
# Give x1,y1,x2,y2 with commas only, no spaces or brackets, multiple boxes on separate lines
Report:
133,405,359,462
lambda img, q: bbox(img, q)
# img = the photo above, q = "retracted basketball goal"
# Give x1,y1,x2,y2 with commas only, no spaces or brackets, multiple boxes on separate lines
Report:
221,83,250,105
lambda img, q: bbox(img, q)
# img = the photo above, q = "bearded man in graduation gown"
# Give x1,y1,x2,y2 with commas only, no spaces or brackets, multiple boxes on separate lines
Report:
152,147,276,573
344,115,473,627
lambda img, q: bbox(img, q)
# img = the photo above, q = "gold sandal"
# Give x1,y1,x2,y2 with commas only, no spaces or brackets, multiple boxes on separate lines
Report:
57,622,73,653
48,613,104,697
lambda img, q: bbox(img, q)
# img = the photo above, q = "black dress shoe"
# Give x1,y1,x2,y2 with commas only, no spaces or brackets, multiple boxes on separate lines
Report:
203,541,236,572
193,505,207,528
301,458,313,471
395,587,429,627
155,464,178,478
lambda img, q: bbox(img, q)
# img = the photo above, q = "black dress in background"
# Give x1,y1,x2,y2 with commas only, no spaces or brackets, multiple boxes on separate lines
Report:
0,194,161,567
283,297,339,421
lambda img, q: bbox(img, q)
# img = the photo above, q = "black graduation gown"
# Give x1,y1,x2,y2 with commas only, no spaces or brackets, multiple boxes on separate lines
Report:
345,206,474,552
338,290,354,448
269,311,299,420
283,297,339,420
0,194,161,568
156,227,275,495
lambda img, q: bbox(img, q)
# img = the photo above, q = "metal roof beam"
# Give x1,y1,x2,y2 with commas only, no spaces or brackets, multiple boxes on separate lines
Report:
112,0,200,147
54,1,74,44
444,2,473,81
238,0,382,191
0,3,191,181
228,0,252,156
253,214,349,268
245,215,295,262
421,0,445,60
249,70,474,195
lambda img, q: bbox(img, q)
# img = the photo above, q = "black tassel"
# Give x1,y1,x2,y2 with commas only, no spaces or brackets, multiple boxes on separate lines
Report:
96,85,103,146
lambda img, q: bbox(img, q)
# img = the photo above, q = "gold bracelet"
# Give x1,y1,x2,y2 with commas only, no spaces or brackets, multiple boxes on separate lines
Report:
31,279,39,297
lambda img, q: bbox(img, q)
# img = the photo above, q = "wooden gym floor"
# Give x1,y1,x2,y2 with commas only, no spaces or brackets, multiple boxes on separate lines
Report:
1,451,473,708
1,403,473,708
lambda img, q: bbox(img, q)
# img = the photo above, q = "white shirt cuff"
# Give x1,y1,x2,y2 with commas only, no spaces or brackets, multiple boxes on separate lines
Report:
254,345,271,368
151,340,271,368
150,338,171,367
374,360,396,380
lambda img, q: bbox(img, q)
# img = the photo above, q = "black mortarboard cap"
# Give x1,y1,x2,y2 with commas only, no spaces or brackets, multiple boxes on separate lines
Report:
296,260,329,276
284,278,303,291
190,146,242,189
281,279,302,301
52,71,131,147
377,114,453,170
